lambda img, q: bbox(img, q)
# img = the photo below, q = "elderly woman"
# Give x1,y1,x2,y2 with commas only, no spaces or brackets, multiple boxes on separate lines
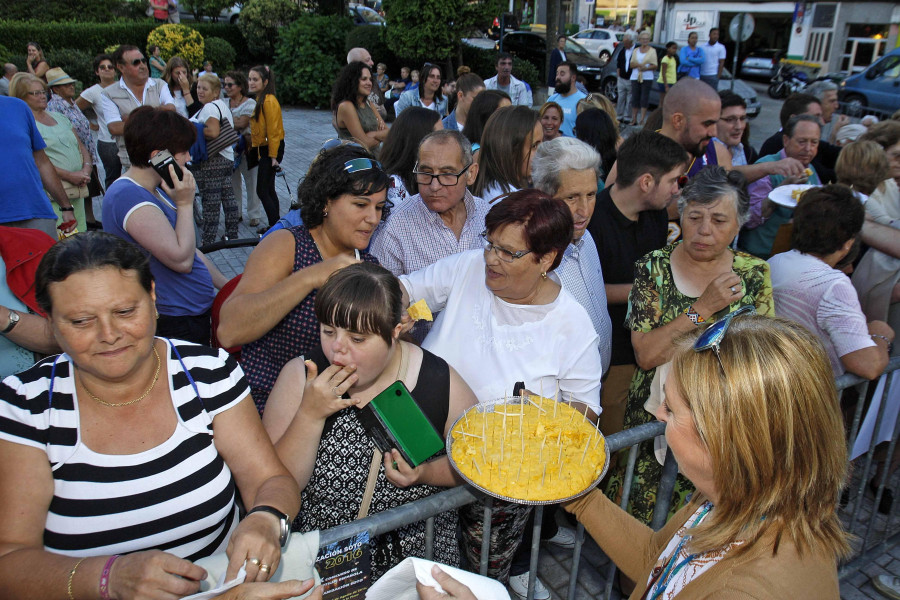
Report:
473,106,543,202
332,61,389,153
103,106,227,345
400,190,603,584
0,232,300,599
539,101,563,142
606,166,774,526
263,262,477,579
218,145,389,414
12,73,92,234
568,313,850,598
192,73,240,245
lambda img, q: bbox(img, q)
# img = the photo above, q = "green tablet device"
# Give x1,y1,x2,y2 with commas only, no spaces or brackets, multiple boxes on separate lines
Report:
358,381,445,467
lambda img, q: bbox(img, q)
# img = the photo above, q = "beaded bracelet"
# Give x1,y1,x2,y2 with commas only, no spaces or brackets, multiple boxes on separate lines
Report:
99,554,119,600
67,557,86,600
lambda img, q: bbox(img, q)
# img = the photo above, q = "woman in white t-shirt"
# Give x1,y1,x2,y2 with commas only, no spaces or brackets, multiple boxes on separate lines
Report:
76,54,121,191
192,73,239,245
629,31,658,126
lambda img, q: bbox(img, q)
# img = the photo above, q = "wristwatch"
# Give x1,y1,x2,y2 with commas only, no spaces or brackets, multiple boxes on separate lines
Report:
246,505,291,547
1,309,19,334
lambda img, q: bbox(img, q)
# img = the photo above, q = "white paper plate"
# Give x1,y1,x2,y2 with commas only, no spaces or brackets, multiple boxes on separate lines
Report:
768,184,816,208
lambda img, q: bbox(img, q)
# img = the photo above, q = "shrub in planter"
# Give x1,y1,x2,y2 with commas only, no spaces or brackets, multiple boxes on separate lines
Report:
274,14,352,107
204,37,235,71
147,24,204,68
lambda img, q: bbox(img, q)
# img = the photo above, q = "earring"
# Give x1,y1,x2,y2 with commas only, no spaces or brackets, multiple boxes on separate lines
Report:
155,309,159,319
322,210,328,218
541,272,547,279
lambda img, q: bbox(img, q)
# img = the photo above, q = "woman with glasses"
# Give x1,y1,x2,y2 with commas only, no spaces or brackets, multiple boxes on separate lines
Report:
400,190,603,583
394,63,447,118
605,166,773,528
218,145,389,415
224,71,263,231
332,61,389,154
77,54,121,192
567,312,849,598
379,106,442,210
11,73,92,234
162,56,201,118
262,262,478,579
473,106,542,202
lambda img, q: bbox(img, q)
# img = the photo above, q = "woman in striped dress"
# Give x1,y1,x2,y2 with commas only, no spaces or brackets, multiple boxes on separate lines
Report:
0,232,300,599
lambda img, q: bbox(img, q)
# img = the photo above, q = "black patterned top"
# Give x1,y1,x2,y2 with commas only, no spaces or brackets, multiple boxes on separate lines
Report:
296,347,458,579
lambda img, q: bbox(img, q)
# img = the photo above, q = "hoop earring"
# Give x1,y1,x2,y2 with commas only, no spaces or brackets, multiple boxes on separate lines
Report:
322,210,328,218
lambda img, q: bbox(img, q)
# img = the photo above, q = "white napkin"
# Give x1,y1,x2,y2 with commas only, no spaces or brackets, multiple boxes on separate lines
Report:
365,558,510,600
183,531,322,599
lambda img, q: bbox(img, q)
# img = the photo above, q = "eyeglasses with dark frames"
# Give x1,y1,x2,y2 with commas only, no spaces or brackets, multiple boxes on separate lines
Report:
693,305,756,372
129,57,148,66
412,163,472,187
223,82,236,87
480,231,532,263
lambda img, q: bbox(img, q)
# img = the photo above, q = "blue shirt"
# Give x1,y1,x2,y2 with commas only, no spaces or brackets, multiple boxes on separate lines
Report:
0,255,34,379
442,110,460,131
555,230,612,374
102,177,215,317
394,89,447,118
547,90,587,138
0,96,56,223
678,45,705,79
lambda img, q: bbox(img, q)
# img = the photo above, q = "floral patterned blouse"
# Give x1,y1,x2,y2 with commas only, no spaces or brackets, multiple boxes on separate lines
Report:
626,243,775,407
48,93,96,163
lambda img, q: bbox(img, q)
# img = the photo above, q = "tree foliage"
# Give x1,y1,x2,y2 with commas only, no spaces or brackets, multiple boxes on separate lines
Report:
382,0,500,65
238,0,302,59
204,37,236,71
180,0,236,21
274,13,352,107
4,0,144,22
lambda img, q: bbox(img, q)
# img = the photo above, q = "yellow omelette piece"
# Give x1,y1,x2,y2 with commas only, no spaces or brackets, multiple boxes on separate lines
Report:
407,298,433,321
450,396,606,502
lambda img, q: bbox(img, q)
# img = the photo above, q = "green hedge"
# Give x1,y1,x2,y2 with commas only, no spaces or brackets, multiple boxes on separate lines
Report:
275,14,353,107
0,20,247,65
204,37,236,71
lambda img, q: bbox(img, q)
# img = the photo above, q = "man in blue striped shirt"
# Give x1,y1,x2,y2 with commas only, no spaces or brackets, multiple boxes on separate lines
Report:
532,137,612,375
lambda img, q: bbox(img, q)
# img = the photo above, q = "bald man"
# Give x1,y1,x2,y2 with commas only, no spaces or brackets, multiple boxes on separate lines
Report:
605,78,730,187
347,47,374,68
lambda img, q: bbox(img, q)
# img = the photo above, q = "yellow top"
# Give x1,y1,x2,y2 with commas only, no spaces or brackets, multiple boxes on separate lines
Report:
250,94,285,157
657,55,677,85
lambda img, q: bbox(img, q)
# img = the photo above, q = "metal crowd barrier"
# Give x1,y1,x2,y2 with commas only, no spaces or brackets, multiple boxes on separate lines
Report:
315,358,900,600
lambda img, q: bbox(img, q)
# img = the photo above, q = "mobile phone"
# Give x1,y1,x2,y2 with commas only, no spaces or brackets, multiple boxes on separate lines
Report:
149,150,183,189
358,381,444,467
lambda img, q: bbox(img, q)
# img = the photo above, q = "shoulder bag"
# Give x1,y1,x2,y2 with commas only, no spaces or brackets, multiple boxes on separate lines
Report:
206,102,241,157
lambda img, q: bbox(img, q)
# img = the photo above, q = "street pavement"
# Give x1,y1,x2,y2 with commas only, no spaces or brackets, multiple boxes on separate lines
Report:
202,92,897,600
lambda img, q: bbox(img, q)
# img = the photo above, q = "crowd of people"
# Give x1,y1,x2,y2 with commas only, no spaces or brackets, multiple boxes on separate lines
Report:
2,33,900,600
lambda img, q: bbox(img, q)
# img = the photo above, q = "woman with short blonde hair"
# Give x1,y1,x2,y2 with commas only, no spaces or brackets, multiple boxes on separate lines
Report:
836,140,890,196
568,313,849,598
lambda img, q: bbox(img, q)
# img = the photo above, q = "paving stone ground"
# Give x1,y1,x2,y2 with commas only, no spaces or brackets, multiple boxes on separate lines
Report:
199,106,900,600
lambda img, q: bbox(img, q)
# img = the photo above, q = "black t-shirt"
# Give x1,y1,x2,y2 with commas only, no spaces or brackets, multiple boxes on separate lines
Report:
587,185,668,366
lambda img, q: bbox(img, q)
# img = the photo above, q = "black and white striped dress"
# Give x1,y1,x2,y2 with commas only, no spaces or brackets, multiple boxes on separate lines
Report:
0,339,246,559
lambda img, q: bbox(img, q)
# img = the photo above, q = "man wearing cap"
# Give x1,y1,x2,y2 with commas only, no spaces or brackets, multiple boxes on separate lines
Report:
101,44,175,169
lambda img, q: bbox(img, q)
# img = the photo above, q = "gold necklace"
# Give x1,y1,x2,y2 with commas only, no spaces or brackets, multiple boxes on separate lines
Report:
82,346,161,408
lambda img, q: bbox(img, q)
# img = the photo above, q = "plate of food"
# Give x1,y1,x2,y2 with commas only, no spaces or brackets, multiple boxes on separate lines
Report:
447,395,609,505
768,184,817,208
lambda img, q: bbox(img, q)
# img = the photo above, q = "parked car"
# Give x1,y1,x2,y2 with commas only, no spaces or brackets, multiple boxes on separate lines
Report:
740,48,784,80
178,2,241,23
840,46,900,117
598,43,761,117
570,28,620,61
500,31,607,91
348,2,384,25
462,30,498,50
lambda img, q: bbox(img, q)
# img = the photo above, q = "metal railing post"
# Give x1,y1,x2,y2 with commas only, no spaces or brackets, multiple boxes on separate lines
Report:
479,498,493,576
650,449,678,531
526,505,544,600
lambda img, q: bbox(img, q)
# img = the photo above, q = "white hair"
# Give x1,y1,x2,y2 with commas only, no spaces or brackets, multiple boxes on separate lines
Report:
531,137,601,197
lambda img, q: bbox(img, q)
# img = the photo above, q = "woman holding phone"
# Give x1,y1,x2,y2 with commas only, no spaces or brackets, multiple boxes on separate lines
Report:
102,106,227,345
263,262,477,580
